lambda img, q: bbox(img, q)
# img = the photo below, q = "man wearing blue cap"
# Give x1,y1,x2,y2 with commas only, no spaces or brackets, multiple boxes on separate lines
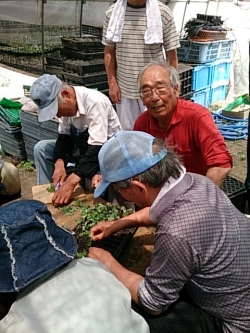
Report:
89,130,250,333
30,74,122,207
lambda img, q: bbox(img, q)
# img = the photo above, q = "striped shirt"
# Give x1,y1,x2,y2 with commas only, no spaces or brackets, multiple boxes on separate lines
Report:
138,173,250,333
102,1,180,99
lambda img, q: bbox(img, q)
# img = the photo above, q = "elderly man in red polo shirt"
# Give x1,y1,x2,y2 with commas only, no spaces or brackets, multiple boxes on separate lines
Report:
133,61,232,187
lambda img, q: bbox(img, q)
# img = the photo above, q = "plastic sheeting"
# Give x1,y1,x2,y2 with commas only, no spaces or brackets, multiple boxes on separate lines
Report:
0,0,249,99
0,1,110,27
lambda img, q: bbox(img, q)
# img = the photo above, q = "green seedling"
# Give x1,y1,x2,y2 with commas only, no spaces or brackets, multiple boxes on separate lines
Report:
18,161,35,171
46,183,55,193
62,205,78,216
75,203,134,258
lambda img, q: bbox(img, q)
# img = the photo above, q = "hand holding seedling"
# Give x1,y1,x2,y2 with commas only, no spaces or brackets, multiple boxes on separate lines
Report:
90,221,116,241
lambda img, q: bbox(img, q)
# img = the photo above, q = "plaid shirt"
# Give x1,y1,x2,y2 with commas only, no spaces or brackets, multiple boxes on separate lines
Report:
138,173,250,333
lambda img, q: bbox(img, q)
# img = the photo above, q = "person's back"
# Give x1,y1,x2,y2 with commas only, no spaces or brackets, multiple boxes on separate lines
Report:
0,258,150,333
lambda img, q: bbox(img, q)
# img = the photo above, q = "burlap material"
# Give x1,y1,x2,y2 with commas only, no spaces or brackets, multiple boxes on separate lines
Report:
0,161,21,196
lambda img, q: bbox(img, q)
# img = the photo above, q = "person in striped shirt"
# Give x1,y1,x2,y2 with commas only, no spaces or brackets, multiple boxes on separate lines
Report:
102,0,180,130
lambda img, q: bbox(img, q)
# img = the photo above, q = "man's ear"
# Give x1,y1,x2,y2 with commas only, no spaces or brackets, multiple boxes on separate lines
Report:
61,89,70,99
173,85,180,97
131,179,148,193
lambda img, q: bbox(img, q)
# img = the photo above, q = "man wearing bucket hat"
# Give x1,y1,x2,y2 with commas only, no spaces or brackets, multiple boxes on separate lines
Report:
89,131,250,333
0,198,149,333
30,74,122,207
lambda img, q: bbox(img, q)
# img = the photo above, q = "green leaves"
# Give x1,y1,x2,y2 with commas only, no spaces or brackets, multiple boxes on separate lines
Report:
46,183,55,193
75,203,134,258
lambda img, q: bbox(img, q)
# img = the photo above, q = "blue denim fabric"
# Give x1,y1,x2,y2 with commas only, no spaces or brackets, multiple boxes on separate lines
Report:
0,199,77,292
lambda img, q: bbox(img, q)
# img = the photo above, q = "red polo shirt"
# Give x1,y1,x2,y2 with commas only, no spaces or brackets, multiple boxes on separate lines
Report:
133,99,232,175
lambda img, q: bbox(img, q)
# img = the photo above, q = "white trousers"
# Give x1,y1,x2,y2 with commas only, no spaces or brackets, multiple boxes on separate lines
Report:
116,96,147,130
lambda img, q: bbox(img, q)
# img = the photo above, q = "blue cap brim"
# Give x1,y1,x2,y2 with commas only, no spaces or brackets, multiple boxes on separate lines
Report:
94,179,110,198
38,97,58,122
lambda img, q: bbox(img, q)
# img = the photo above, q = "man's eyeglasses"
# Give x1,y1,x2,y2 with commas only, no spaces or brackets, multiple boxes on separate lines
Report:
140,83,172,98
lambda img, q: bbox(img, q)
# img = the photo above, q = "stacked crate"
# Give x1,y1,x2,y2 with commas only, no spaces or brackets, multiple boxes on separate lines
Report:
0,101,27,161
178,63,193,100
60,36,108,93
20,110,58,162
178,38,234,107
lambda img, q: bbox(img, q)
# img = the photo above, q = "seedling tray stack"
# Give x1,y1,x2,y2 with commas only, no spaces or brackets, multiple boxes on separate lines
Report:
0,102,27,160
59,34,107,92
221,175,247,213
61,37,103,53
20,111,58,161
178,63,193,99
63,59,105,75
62,72,107,86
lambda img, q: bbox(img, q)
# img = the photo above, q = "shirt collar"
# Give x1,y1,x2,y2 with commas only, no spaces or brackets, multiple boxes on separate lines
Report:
151,165,186,210
73,86,86,117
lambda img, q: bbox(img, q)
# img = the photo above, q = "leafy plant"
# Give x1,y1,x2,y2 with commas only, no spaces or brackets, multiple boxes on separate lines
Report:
75,203,134,258
62,205,77,216
18,161,35,172
46,183,55,193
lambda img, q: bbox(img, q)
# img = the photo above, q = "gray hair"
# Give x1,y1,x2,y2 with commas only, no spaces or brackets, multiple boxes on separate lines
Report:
57,82,70,103
137,61,180,91
112,139,183,191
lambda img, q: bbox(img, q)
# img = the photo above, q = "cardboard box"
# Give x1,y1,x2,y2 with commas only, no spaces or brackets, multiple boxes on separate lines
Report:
222,107,250,119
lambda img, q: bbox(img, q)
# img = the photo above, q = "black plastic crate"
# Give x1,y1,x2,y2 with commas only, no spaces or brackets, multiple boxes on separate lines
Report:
81,24,103,38
178,63,193,96
63,59,105,75
221,176,247,213
180,91,193,100
60,47,104,61
61,36,103,53
63,71,107,85
92,228,137,259
45,65,63,78
46,51,65,67
85,81,109,91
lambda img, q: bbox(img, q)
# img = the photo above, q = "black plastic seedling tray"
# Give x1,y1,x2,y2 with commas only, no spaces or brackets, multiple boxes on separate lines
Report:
221,175,247,213
92,228,137,259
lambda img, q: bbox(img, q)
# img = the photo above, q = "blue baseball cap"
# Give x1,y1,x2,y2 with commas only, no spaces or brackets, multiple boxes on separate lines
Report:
30,74,62,122
94,131,168,198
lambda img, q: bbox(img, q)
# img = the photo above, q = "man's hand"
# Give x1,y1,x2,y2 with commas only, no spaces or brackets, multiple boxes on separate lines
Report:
109,81,121,104
52,181,75,207
91,221,116,241
52,159,67,187
52,172,81,207
88,247,114,267
91,174,102,189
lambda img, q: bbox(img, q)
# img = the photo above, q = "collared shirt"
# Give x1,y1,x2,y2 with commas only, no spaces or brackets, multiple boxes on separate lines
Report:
138,173,250,332
58,86,122,146
133,99,232,174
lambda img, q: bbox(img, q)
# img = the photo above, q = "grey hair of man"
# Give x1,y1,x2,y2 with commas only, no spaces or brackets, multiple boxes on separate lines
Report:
57,82,70,103
137,61,181,91
112,139,183,191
